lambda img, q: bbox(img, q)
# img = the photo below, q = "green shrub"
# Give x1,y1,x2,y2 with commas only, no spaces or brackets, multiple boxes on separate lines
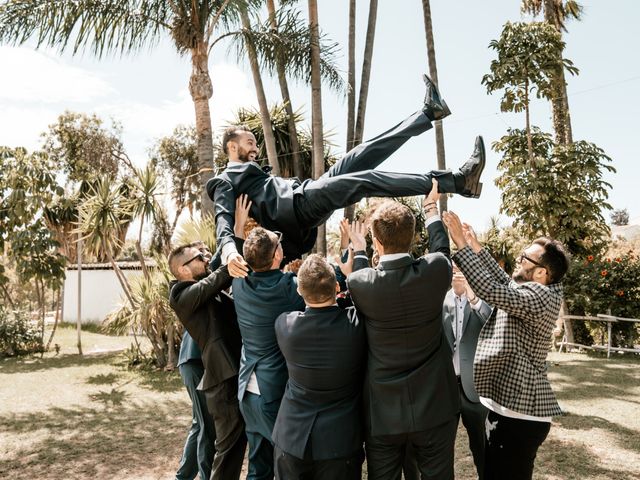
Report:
564,252,640,347
0,306,44,356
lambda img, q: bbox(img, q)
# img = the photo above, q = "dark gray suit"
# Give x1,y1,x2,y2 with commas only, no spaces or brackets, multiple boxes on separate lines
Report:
348,219,459,480
207,111,461,261
442,290,492,480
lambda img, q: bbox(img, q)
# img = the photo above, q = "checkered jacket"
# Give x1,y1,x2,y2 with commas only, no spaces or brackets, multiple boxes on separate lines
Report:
453,246,563,417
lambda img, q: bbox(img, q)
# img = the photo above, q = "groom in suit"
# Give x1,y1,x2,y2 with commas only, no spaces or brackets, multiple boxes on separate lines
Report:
207,75,486,275
442,268,492,479
347,183,460,480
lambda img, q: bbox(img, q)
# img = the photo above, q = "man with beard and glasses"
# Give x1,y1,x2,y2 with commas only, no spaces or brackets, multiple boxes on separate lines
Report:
442,211,570,480
207,75,487,276
169,244,246,480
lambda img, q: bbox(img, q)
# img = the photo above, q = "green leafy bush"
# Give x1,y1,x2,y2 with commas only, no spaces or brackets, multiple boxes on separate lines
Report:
0,307,44,356
564,252,640,347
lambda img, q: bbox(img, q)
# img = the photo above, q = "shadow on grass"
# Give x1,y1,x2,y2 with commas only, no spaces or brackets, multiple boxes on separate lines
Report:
135,367,184,393
537,437,639,480
556,411,640,455
0,400,190,479
549,355,640,403
0,352,122,375
86,373,120,385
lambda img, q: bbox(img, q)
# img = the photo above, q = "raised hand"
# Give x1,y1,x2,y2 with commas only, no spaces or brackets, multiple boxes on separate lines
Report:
442,211,466,249
349,220,367,252
283,258,303,275
234,194,253,239
335,245,354,277
228,252,249,278
462,223,483,253
339,218,350,250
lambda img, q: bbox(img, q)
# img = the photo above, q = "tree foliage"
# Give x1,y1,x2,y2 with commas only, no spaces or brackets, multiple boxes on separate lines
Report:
493,128,615,256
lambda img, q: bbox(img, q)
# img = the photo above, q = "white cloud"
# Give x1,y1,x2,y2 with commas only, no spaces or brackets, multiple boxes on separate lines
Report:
0,46,115,103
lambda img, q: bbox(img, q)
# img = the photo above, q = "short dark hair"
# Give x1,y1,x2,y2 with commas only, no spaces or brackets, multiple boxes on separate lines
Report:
222,125,252,155
297,254,336,304
243,227,277,272
532,237,570,284
168,244,192,278
370,201,415,253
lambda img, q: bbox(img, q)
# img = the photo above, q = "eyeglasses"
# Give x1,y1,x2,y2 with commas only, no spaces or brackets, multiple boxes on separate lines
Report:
182,252,206,267
518,253,544,268
271,231,283,259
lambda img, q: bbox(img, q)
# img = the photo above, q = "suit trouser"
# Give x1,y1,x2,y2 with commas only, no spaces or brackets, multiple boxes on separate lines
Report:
365,416,458,480
204,377,247,480
295,169,457,227
240,392,281,480
322,111,433,178
484,411,550,480
274,445,363,480
457,384,488,480
176,361,215,480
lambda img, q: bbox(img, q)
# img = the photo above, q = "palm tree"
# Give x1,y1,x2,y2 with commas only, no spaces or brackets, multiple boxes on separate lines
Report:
0,0,264,217
421,0,448,212
308,0,326,255
353,0,378,146
521,0,583,144
266,0,304,179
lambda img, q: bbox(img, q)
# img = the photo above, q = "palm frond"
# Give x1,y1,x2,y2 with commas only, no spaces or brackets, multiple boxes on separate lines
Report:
0,0,171,57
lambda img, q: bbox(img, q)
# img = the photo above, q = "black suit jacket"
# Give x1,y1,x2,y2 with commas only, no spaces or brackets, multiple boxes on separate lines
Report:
273,306,366,460
206,162,316,261
348,220,460,436
169,266,242,390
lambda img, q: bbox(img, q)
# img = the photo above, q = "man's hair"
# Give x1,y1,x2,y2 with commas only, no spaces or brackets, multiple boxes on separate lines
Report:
168,244,192,278
222,125,252,155
370,201,415,253
297,254,336,304
532,237,570,284
243,227,277,272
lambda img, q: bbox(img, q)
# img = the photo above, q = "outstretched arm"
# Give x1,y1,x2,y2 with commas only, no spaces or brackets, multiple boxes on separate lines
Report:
172,266,233,316
423,180,450,258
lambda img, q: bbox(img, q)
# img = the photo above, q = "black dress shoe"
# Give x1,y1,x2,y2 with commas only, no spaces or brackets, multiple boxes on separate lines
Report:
457,136,486,198
422,74,451,121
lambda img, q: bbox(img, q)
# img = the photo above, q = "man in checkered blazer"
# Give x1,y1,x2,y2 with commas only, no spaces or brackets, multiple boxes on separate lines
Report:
442,211,569,480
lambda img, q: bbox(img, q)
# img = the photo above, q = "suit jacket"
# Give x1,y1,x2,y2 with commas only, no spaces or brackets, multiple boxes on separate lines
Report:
206,162,316,261
232,269,306,402
169,266,242,390
441,290,493,403
273,306,366,460
453,247,563,417
348,219,460,436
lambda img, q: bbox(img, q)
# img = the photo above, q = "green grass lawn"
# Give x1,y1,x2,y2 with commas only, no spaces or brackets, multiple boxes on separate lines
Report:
1,326,639,479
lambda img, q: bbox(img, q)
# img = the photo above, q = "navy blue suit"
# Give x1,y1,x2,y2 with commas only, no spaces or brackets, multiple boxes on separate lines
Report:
232,270,306,480
176,332,215,480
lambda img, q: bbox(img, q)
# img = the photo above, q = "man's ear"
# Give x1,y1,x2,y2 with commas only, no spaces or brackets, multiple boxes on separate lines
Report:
335,282,341,293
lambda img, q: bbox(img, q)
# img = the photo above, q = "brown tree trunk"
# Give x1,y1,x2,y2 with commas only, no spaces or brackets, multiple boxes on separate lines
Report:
136,218,149,280
308,0,326,255
189,42,216,217
166,320,177,371
421,0,448,212
543,0,573,145
266,0,304,179
343,0,357,222
241,10,281,176
353,0,378,146
1,283,15,309
46,288,62,352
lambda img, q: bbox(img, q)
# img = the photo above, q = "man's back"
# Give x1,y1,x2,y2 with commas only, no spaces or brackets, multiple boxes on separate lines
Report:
273,306,366,460
349,253,459,436
232,270,306,402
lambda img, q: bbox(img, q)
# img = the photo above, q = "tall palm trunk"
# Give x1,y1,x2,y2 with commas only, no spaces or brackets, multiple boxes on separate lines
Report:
308,0,326,255
353,0,378,146
343,0,357,221
266,0,304,179
543,0,573,144
76,233,83,355
136,218,149,280
241,10,281,176
189,42,216,217
421,0,448,212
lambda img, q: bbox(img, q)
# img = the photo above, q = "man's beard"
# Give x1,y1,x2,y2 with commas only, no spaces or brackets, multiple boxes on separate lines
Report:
512,266,534,283
194,265,211,281
237,147,256,162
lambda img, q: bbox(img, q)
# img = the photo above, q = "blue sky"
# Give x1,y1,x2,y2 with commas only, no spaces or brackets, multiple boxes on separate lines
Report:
1,0,638,235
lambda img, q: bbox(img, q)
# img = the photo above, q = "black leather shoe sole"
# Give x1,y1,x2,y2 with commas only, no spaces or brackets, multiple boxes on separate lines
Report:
461,136,486,198
422,74,451,121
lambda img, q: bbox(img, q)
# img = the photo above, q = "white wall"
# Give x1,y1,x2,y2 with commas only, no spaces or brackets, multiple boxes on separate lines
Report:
62,269,143,324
